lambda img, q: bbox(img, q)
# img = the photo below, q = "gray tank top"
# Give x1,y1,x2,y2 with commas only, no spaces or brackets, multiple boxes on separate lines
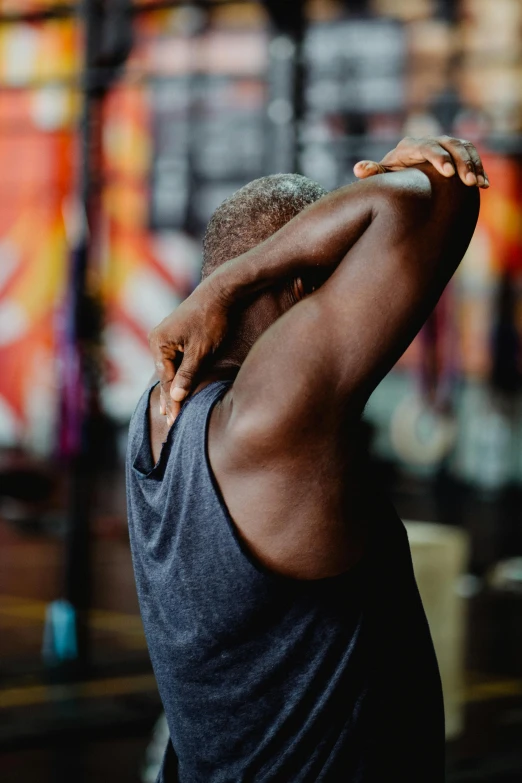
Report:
126,380,445,782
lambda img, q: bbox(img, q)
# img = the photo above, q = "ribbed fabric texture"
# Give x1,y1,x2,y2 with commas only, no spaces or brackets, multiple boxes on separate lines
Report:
126,380,445,782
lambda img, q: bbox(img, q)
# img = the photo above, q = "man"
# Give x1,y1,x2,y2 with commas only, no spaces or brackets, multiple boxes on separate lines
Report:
128,136,485,782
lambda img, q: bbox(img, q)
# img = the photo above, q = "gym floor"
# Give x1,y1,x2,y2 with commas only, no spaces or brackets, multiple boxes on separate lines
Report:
1,468,522,782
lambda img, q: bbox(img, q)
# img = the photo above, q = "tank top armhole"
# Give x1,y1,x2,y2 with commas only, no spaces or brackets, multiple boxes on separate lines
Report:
131,381,160,478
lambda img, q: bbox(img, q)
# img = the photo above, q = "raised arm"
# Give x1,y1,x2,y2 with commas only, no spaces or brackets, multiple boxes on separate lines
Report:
197,164,479,579
149,136,486,422
223,164,479,446
149,179,376,420
147,140,481,579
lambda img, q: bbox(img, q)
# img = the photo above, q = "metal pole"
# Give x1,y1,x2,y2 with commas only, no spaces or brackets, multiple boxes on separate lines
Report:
61,0,104,673
264,1,306,174
42,0,133,674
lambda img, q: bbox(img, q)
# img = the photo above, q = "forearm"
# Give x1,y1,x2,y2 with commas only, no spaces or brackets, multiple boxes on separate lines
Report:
149,136,485,410
207,164,474,306
208,180,376,304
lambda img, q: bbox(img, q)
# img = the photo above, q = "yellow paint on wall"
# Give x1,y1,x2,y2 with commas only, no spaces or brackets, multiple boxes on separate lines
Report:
7,217,68,322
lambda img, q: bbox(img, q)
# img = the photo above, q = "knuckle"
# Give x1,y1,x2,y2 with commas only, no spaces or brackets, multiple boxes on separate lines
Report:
421,143,439,156
188,342,206,360
428,143,450,158
149,333,171,357
158,342,171,356
156,337,176,357
176,366,193,381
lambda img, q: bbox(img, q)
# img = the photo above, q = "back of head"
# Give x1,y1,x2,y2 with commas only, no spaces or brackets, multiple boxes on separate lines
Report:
202,173,327,279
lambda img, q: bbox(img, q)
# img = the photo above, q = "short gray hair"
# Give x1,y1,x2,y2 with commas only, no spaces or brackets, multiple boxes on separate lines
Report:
201,173,327,279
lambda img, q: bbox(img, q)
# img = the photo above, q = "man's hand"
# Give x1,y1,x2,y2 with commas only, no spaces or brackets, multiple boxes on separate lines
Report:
354,135,489,189
148,278,230,425
149,135,487,423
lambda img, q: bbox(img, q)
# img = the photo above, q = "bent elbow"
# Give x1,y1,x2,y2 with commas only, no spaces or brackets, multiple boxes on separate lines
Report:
402,165,480,246
436,171,480,247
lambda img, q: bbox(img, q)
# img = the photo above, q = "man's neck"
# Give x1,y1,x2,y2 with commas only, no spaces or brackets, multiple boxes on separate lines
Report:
192,362,239,397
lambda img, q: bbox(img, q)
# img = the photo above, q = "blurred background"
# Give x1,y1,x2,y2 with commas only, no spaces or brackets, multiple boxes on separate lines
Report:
1,0,522,781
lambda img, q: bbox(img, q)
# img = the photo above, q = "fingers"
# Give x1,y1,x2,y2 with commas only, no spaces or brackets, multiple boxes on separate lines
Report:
159,387,167,416
165,399,181,428
156,356,176,419
148,303,215,420
353,160,386,179
155,353,193,423
379,138,427,170
169,347,203,404
149,322,181,418
402,139,456,178
356,140,455,180
369,135,490,189
436,136,489,188
159,384,180,424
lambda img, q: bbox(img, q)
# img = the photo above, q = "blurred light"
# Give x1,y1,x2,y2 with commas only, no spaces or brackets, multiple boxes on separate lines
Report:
0,240,20,293
32,85,69,131
2,24,39,86
269,35,295,59
488,558,522,594
0,300,28,347
455,573,483,598
267,97,293,124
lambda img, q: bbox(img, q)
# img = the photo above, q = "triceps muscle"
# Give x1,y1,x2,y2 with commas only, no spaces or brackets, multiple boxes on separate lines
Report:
227,167,479,451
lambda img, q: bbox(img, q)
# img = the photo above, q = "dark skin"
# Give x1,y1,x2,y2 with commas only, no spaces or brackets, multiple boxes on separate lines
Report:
148,136,483,580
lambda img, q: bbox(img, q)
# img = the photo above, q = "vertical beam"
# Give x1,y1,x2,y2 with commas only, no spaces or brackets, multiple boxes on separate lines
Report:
264,1,306,174
60,0,104,672
47,0,132,674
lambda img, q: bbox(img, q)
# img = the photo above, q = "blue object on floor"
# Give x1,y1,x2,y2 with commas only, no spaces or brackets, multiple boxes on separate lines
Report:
42,599,78,663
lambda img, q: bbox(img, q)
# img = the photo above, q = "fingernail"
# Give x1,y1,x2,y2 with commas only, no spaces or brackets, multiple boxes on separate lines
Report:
171,386,186,402
466,172,477,185
484,175,490,187
443,162,455,176
477,174,485,187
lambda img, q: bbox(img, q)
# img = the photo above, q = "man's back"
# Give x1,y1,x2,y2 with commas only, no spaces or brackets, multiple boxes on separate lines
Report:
127,379,445,782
